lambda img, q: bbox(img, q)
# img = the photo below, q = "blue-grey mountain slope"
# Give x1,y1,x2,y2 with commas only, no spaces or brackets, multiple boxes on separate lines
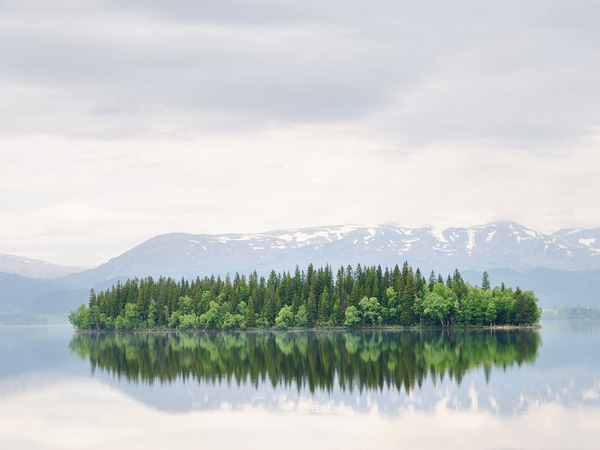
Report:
462,268,600,309
0,272,86,324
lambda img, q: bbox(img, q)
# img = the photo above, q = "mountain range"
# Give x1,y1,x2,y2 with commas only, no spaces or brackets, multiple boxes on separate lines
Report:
1,221,600,323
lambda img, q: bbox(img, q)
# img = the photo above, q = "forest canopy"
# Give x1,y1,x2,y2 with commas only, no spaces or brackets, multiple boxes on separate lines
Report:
69,263,541,331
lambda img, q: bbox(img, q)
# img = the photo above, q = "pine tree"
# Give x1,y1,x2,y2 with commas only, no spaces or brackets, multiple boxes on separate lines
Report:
262,288,275,326
318,288,330,325
400,264,416,325
428,270,436,292
512,288,527,324
415,268,425,293
246,291,257,327
331,295,343,325
482,271,491,291
307,286,317,327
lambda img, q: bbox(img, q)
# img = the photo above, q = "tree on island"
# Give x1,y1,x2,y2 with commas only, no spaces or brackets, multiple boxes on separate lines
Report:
69,262,541,331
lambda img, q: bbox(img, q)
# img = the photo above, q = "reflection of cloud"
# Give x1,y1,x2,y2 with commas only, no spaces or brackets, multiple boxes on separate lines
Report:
582,381,600,400
2,377,600,450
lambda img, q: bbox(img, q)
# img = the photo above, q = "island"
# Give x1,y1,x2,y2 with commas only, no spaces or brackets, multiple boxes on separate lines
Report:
68,262,541,330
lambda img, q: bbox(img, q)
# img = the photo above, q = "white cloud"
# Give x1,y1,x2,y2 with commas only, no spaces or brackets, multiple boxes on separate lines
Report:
0,129,599,265
0,1,599,265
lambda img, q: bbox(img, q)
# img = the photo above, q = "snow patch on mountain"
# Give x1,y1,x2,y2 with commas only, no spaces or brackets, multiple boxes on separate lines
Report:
429,228,448,243
466,230,476,250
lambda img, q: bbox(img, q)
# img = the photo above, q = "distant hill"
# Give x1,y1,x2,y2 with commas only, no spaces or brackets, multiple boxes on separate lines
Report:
2,221,600,323
462,268,600,309
0,253,81,279
0,272,87,324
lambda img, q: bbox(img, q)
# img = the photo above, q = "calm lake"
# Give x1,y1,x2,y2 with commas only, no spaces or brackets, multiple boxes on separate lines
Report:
1,321,599,449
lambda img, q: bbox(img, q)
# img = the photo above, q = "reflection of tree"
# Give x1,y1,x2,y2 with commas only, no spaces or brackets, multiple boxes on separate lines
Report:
69,330,540,393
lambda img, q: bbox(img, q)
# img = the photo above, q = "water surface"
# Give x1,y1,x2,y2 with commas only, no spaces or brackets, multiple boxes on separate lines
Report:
1,322,599,449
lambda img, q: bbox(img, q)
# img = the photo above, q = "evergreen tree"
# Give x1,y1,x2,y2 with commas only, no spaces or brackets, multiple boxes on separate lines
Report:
428,271,436,292
306,286,317,327
512,288,527,324
415,268,425,293
482,271,491,291
400,264,416,325
246,291,257,327
262,288,275,326
318,288,330,325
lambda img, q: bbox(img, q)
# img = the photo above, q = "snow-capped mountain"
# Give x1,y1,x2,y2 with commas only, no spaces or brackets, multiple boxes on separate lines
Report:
550,227,600,255
67,221,600,283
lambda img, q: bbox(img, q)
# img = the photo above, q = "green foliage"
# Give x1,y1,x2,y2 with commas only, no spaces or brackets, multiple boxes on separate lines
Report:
147,299,158,328
359,296,381,327
179,313,199,330
68,304,91,330
68,263,541,331
344,306,361,327
168,310,181,329
114,315,132,330
386,287,397,308
295,305,308,327
275,305,294,329
422,291,453,326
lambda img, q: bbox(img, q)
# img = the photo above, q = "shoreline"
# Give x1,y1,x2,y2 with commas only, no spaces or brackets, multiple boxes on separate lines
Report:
74,323,542,333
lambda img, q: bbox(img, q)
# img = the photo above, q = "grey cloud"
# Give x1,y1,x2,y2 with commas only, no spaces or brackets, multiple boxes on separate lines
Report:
105,0,309,25
88,103,135,116
0,16,411,134
0,0,599,148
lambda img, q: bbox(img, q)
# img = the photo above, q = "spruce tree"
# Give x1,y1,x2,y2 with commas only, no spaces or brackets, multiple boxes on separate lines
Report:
246,291,257,327
512,288,526,324
318,288,330,325
482,271,491,291
307,286,317,327
400,264,416,325
428,270,436,292
415,268,424,293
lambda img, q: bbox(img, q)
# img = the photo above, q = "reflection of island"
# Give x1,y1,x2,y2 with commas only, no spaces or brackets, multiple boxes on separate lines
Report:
69,330,540,393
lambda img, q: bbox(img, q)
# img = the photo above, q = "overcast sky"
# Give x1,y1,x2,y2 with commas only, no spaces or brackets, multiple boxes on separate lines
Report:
1,0,599,266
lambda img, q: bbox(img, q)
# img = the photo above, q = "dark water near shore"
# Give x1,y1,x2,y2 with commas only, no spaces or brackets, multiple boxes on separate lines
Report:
1,321,599,449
